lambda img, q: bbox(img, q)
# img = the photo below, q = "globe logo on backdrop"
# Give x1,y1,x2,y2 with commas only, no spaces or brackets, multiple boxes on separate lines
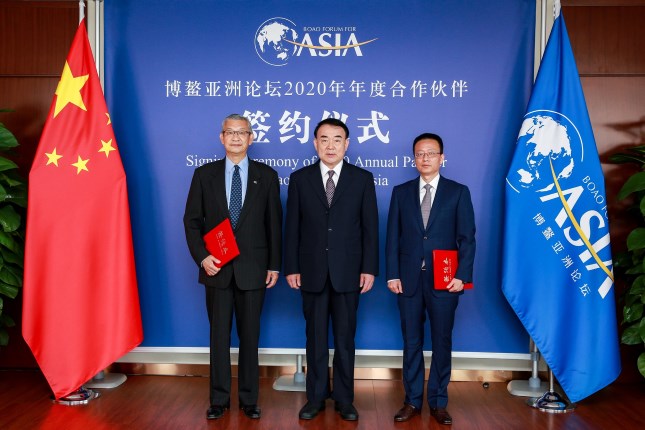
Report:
255,17,299,66
508,111,581,193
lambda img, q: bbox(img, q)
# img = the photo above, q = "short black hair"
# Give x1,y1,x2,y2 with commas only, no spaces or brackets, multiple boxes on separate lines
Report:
413,133,443,154
314,118,349,139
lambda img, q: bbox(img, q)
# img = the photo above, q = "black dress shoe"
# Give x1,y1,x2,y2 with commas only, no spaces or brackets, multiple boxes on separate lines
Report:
430,407,453,425
240,404,261,419
335,402,359,421
394,404,420,422
206,401,230,420
298,401,325,420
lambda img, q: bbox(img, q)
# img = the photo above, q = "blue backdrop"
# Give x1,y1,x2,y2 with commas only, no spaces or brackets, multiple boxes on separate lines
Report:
104,0,535,352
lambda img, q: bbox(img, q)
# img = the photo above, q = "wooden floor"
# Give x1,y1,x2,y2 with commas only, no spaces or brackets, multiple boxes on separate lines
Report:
0,370,643,430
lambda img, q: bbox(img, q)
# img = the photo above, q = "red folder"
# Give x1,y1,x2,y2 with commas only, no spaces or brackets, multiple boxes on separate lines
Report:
203,218,240,268
432,250,473,290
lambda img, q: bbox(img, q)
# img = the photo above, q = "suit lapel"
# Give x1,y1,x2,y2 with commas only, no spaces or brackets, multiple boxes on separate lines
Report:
426,176,443,230
209,160,228,214
331,163,351,206
236,160,260,228
306,161,329,207
409,177,426,232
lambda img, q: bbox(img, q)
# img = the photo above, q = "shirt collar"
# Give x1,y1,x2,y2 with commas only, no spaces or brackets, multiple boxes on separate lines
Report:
419,174,440,192
226,156,249,172
320,160,344,179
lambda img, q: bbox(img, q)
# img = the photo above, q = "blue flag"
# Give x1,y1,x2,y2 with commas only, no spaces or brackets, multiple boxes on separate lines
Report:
503,6,620,403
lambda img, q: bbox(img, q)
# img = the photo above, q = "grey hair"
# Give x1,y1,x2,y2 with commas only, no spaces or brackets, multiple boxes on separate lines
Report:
221,114,251,130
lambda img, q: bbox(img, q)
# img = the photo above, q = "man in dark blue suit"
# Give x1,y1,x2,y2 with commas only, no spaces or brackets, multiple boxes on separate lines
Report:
284,118,379,422
386,133,475,425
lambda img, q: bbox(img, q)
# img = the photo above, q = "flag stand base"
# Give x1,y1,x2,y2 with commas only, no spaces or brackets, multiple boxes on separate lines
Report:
526,370,576,413
527,390,576,413
273,354,306,392
272,373,306,391
51,387,100,405
84,371,127,389
508,379,549,397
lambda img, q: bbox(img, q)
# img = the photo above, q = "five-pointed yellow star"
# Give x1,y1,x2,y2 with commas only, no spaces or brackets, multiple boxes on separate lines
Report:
53,62,89,118
71,155,90,174
45,148,63,166
106,113,111,125
99,139,116,158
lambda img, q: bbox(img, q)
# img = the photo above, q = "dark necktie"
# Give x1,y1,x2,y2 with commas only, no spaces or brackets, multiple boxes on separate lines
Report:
325,170,335,206
230,165,242,228
421,183,433,228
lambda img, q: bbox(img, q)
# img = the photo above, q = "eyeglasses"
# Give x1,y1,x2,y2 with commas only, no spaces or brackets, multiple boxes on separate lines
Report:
414,151,441,159
223,130,252,137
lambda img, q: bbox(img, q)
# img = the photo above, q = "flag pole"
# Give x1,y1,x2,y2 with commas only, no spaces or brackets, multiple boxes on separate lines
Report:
83,0,129,392
505,0,550,399
95,0,100,76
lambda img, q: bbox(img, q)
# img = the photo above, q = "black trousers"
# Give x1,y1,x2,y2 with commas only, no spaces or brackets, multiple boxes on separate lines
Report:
205,277,265,406
301,276,360,404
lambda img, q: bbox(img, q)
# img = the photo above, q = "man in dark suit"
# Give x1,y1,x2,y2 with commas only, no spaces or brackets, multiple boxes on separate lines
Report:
386,133,475,425
184,113,282,421
284,118,379,422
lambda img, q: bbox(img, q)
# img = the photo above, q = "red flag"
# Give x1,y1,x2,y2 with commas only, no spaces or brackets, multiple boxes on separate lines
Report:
22,20,143,399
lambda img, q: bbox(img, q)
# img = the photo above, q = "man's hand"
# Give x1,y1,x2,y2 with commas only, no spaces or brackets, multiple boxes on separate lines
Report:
265,271,279,288
202,255,221,276
360,273,375,293
447,278,465,293
387,279,403,294
286,274,301,290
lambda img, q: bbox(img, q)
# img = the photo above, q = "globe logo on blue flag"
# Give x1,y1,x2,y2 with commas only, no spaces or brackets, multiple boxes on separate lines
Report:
508,111,580,194
254,17,299,66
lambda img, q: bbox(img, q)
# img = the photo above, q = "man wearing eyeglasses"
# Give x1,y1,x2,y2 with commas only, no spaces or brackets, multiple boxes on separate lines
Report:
385,133,475,425
184,113,282,421
284,118,379,422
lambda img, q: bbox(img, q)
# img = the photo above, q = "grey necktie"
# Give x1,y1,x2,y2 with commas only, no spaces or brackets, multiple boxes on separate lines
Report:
325,170,335,206
421,183,433,228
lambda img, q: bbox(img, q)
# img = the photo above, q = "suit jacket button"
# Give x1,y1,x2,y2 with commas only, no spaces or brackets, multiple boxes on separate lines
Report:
424,236,428,240
328,228,332,231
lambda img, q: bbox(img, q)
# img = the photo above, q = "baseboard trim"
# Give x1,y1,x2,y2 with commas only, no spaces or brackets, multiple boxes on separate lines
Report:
111,347,540,382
